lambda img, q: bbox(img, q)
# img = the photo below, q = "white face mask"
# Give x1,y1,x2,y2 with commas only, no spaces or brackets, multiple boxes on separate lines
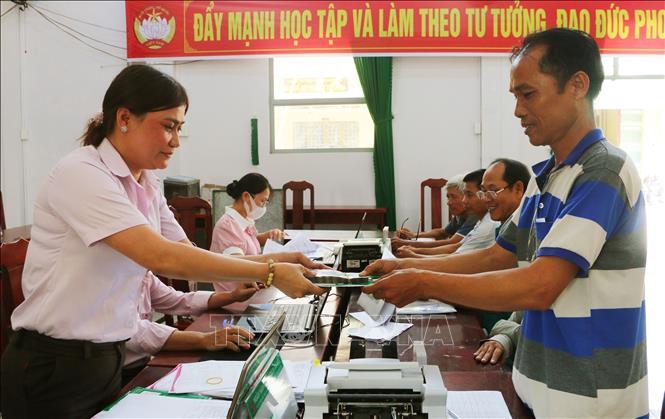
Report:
244,196,267,220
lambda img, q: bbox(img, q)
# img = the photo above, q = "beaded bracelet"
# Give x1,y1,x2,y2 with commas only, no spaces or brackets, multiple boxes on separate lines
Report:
265,259,275,287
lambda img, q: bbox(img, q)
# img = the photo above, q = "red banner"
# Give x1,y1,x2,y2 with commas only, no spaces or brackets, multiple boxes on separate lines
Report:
125,1,665,60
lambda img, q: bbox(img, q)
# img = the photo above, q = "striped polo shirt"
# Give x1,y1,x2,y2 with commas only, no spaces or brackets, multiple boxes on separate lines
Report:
496,129,648,418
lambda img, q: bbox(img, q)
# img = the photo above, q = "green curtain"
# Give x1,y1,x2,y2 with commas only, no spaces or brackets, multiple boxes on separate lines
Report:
354,57,397,230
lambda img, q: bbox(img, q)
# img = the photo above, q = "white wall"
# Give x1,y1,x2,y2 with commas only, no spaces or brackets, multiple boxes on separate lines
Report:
1,1,544,229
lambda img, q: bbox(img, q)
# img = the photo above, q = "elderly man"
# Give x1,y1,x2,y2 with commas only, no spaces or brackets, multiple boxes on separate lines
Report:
392,174,478,251
363,28,647,418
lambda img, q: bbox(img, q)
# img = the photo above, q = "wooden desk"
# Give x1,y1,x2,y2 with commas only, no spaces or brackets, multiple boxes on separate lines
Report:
285,206,387,229
1,224,31,243
335,289,532,418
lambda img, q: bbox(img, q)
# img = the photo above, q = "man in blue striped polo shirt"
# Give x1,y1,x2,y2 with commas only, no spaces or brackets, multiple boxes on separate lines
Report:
363,28,647,418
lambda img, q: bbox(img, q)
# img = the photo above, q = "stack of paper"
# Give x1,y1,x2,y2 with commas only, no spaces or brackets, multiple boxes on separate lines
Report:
446,391,511,418
150,360,244,398
396,299,457,315
95,389,231,418
283,360,313,402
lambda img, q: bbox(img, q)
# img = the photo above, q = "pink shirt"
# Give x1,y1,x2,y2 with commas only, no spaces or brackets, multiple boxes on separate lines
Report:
124,272,213,365
11,139,187,342
210,207,264,311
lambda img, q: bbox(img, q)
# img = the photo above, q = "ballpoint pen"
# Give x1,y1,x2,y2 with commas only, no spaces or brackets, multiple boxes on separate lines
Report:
415,220,421,241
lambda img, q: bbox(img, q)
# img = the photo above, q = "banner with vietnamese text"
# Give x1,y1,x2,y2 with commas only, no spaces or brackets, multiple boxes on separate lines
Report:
125,1,665,60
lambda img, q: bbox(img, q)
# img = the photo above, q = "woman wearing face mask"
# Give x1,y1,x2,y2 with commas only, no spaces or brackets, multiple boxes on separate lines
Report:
210,173,286,310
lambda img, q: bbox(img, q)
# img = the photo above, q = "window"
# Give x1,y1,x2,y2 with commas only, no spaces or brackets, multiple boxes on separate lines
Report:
271,56,374,151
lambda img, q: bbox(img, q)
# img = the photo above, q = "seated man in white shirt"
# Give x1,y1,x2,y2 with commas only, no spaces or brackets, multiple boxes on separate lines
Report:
396,169,499,258
122,271,258,384
391,174,480,252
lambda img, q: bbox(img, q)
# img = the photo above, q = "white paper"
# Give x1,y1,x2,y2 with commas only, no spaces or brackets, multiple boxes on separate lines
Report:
262,238,285,254
151,360,245,396
350,296,395,327
357,293,394,320
95,393,231,418
283,360,312,401
396,299,457,315
382,246,396,259
283,233,319,255
348,322,413,341
446,391,511,419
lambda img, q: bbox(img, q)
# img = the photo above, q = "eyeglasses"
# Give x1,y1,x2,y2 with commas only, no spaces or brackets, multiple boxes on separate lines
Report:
476,188,507,200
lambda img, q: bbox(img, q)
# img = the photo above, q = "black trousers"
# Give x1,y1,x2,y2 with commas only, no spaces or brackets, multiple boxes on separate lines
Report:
1,330,125,419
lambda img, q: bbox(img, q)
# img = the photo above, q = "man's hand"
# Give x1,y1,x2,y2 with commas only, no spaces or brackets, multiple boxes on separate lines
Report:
230,282,260,302
395,246,419,258
362,268,427,307
200,326,253,351
397,228,415,239
473,340,506,365
359,259,401,276
391,237,411,251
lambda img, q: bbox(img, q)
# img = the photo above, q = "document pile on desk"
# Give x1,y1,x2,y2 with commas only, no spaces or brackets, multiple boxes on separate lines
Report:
447,391,511,418
348,293,413,341
396,299,457,315
150,360,244,398
95,387,230,418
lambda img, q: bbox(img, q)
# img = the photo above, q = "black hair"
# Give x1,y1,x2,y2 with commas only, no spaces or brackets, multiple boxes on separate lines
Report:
511,28,604,100
490,158,531,189
463,169,486,189
80,64,189,147
226,173,272,200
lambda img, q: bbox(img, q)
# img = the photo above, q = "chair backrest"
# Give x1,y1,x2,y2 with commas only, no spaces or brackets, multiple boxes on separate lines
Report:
167,196,213,250
282,181,315,229
420,178,448,231
0,238,29,353
1,190,6,230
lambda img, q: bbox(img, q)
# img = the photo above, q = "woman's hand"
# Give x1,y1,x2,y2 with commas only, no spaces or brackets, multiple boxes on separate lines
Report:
230,282,260,302
259,229,284,242
271,262,325,298
199,326,254,351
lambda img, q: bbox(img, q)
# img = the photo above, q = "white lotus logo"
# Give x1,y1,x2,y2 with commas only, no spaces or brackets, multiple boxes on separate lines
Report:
133,7,176,50
139,17,169,40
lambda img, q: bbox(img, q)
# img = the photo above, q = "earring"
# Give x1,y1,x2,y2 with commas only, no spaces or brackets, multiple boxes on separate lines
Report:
120,125,128,134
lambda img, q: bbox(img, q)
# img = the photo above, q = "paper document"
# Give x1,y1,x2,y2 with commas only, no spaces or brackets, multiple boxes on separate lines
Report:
150,360,244,397
283,360,312,402
263,234,320,257
95,393,231,418
348,322,413,341
446,391,511,419
396,299,456,315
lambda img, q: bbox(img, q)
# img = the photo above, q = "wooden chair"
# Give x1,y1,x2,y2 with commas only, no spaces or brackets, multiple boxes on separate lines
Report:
420,178,448,231
156,203,204,330
282,181,315,229
1,190,6,230
0,238,29,354
167,196,213,250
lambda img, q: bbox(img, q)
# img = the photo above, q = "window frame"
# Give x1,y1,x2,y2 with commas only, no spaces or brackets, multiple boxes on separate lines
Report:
269,58,374,154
